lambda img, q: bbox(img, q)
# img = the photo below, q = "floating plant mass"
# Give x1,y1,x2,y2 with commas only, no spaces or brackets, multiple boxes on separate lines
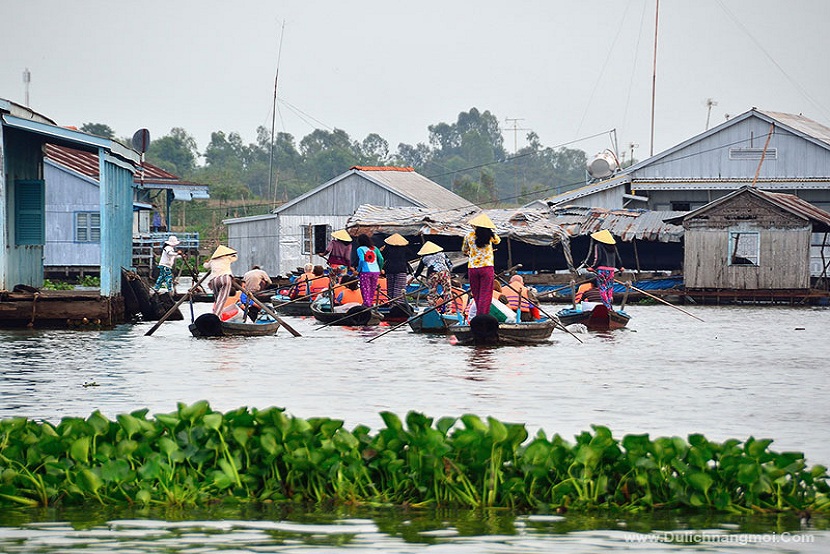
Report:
0,401,828,513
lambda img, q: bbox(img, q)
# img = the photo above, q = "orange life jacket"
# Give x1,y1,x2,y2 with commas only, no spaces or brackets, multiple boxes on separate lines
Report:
574,282,594,303
504,285,532,312
334,285,363,305
308,275,329,298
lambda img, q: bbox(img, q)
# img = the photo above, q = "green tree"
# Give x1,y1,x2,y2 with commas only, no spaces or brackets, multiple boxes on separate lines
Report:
80,123,115,139
146,128,198,177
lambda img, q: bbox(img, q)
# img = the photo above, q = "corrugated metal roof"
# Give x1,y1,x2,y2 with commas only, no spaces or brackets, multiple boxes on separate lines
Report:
45,144,206,189
759,110,830,147
346,204,684,246
354,166,471,210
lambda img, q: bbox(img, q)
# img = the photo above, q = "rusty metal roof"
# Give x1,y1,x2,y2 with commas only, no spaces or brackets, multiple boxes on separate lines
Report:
346,204,685,246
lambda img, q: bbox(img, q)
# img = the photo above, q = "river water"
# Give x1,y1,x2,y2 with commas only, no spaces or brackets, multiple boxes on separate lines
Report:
0,300,828,552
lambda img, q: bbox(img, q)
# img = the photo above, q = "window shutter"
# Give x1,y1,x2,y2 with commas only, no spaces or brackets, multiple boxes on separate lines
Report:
15,180,45,245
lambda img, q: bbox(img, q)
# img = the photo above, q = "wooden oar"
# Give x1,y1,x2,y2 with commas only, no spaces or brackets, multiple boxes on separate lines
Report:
496,276,583,344
273,276,356,308
233,281,302,337
314,283,428,330
615,279,704,322
145,271,211,336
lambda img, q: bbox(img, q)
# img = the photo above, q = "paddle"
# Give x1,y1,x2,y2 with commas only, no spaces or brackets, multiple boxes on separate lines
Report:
145,270,211,336
232,281,302,337
273,275,354,308
366,264,523,343
314,282,428,330
615,279,704,322
496,275,583,344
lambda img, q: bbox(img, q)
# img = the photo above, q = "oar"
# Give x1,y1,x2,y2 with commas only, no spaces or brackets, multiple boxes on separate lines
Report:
272,274,342,307
232,281,302,337
615,280,704,322
314,283,428,330
366,265,523,343
145,271,211,336
496,275,583,344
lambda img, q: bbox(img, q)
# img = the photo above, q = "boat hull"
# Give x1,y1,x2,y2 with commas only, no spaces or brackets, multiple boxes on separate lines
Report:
450,316,556,346
408,309,462,333
189,313,281,337
310,302,381,326
556,305,631,330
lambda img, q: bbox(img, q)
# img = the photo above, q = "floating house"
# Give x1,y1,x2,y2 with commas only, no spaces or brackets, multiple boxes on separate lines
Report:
0,99,140,326
43,144,209,278
224,166,471,276
667,186,830,296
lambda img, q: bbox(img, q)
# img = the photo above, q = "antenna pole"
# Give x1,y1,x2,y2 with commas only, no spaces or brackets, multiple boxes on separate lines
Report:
649,0,659,157
505,117,530,204
268,21,286,209
23,68,31,106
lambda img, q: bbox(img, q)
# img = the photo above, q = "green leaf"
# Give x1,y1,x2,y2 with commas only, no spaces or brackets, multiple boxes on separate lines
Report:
87,411,111,436
488,417,508,444
78,468,103,494
203,413,223,431
687,471,713,494
70,436,91,463
379,411,403,433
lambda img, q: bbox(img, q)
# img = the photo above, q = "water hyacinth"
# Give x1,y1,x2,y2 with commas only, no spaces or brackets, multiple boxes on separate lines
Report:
1,401,828,513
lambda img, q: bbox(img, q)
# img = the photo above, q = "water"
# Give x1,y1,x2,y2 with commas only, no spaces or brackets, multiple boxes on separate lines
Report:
0,302,828,552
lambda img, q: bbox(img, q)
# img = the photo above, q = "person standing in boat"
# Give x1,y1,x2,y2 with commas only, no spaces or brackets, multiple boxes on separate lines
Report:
413,241,453,311
381,233,411,305
586,229,625,309
153,235,183,294
203,245,238,316
354,234,384,308
462,213,501,318
319,229,353,279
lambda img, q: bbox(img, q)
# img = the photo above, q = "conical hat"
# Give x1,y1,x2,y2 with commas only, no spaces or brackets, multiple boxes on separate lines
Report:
417,241,443,256
210,245,238,259
384,233,409,246
469,213,496,229
590,229,616,245
331,229,352,242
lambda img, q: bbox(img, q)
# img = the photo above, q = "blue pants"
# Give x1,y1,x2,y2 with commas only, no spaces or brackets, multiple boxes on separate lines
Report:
154,266,174,291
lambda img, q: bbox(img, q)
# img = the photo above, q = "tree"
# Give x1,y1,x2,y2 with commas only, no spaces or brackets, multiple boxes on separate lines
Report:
146,128,198,177
80,123,115,139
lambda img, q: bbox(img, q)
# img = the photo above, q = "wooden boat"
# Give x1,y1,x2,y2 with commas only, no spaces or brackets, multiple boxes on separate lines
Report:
189,313,281,337
408,308,463,333
310,299,382,326
270,293,313,316
377,301,416,324
556,304,631,330
450,315,556,346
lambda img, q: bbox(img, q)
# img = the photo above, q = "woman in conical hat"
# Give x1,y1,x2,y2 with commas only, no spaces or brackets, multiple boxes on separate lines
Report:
462,212,501,318
587,229,624,309
153,236,184,294
382,234,411,303
319,230,353,278
413,241,453,310
203,245,238,315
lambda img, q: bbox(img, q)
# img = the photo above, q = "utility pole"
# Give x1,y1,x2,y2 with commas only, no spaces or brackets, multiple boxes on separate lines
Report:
504,117,531,204
22,68,31,106
705,98,718,130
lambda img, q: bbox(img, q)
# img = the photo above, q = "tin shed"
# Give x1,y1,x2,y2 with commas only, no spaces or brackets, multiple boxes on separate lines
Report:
672,187,830,290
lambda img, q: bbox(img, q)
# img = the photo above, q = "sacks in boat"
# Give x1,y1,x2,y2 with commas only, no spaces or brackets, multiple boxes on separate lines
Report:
489,298,517,323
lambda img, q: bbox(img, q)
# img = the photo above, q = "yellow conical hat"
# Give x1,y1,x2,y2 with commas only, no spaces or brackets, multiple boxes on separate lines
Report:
210,245,238,259
331,229,352,242
417,241,443,256
469,213,496,229
590,229,616,245
384,233,409,246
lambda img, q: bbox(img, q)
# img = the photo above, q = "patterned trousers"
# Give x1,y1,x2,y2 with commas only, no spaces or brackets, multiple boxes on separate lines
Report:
153,266,174,291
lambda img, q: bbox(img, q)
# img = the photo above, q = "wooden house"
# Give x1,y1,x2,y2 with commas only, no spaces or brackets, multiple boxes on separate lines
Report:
224,166,472,276
43,144,209,277
670,186,830,291
1,99,140,326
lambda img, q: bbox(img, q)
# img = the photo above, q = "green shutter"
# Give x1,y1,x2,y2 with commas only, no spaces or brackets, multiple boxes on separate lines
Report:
15,180,45,245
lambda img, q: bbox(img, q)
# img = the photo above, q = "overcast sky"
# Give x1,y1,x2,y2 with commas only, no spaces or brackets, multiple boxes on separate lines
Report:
3,0,829,166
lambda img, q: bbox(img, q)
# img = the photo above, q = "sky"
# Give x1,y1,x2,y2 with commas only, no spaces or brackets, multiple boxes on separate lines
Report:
3,0,830,167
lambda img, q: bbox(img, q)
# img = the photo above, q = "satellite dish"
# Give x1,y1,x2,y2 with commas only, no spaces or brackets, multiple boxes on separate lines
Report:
131,128,151,153
587,150,620,179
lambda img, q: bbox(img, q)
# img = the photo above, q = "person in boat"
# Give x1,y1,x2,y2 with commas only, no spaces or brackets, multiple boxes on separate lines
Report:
153,235,183,294
308,265,330,300
319,229,353,279
203,245,238,316
290,263,315,300
413,241,453,312
462,213,501,319
333,276,363,305
586,229,624,310
354,234,384,308
240,265,272,321
503,274,541,321
448,279,469,316
381,233,411,306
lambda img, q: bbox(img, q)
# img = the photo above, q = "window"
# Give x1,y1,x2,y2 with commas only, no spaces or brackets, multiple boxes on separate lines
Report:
76,212,101,243
728,231,759,266
671,202,691,211
15,180,45,245
301,225,313,255
729,147,777,160
314,224,331,255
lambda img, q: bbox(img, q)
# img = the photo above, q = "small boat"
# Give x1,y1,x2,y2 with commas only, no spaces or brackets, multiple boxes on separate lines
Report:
189,313,281,337
556,304,631,330
408,308,463,333
377,301,416,324
310,298,382,326
450,315,556,346
270,293,313,316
